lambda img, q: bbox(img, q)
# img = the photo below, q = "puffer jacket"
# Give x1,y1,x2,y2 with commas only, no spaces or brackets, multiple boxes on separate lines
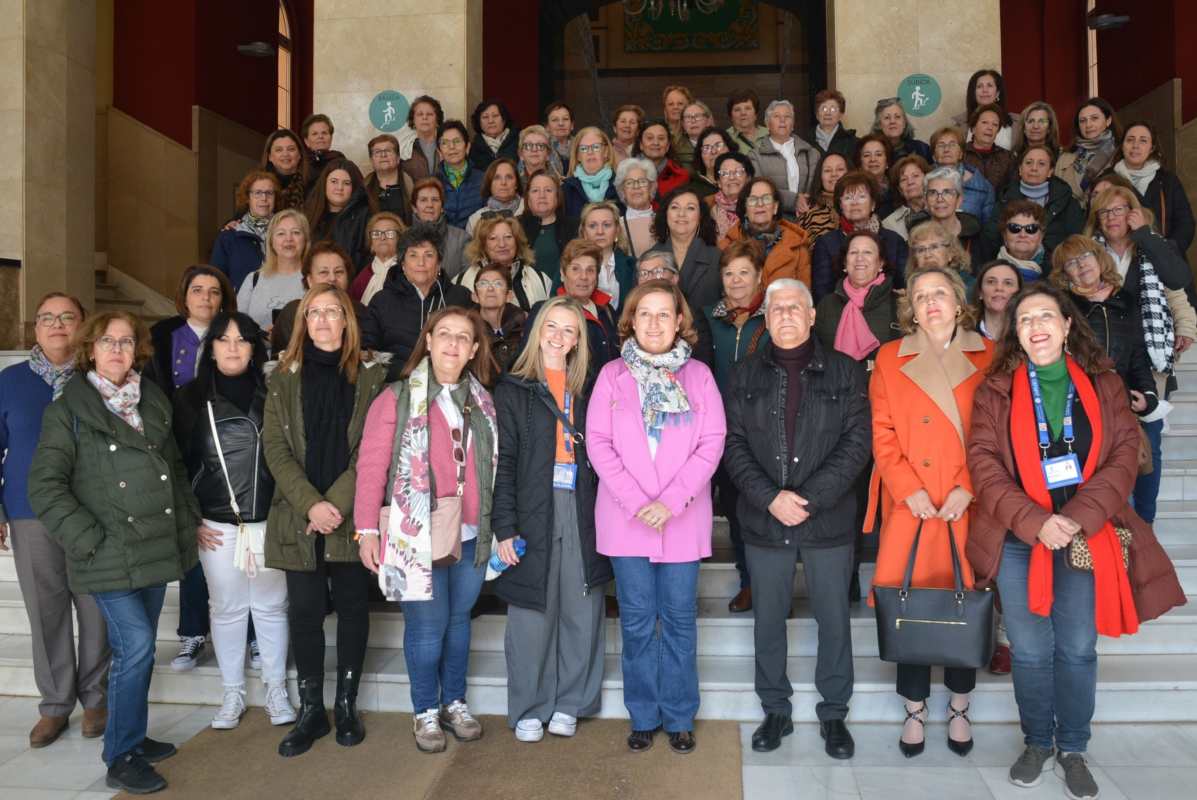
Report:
311,184,374,271
28,373,200,594
490,374,613,611
723,338,872,549
440,163,487,229
173,373,274,523
1070,289,1158,415
360,269,472,376
262,358,387,572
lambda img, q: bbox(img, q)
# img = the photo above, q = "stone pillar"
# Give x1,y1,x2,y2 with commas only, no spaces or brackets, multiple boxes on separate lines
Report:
828,0,1001,143
313,0,484,176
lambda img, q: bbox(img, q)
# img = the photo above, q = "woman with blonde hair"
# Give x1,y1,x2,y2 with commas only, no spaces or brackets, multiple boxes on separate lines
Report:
454,215,552,312
517,124,562,184
238,209,310,330
579,201,636,308
908,220,975,289
493,296,613,744
563,126,620,218
264,284,387,757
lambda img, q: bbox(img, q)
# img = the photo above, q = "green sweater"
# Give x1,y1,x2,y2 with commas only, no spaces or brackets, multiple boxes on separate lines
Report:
1035,356,1070,440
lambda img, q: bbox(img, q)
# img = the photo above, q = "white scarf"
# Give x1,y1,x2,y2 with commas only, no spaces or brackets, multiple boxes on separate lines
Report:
1114,159,1161,196
482,128,510,155
362,255,397,306
815,124,838,152
626,207,654,220
394,124,419,160
772,137,801,193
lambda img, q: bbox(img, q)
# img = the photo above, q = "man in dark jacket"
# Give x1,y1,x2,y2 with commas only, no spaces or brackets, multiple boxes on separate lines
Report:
724,278,871,758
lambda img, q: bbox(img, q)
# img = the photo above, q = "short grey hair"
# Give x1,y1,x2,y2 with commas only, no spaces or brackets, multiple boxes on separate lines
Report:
637,249,678,275
763,278,813,311
614,157,658,204
924,165,963,195
764,100,795,121
685,100,713,119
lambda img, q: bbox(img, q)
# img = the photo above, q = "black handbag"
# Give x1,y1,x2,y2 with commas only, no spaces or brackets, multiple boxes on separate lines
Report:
873,520,995,669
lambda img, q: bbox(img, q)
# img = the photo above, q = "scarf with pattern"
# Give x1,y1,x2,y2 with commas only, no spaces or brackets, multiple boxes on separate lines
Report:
28,345,75,400
482,128,510,156
620,337,692,443
236,211,270,257
1069,129,1117,192
87,370,144,434
711,191,740,240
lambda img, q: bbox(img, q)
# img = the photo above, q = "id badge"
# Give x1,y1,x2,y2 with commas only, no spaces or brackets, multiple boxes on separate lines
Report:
553,462,577,490
1042,453,1082,489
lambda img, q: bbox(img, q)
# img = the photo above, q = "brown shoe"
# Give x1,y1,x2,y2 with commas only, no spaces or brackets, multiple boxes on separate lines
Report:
728,587,752,613
82,707,107,738
29,715,68,748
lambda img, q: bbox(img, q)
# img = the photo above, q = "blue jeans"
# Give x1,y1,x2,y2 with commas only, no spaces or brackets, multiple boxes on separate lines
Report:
93,585,167,766
610,557,700,732
400,538,485,712
995,537,1097,753
1132,419,1163,523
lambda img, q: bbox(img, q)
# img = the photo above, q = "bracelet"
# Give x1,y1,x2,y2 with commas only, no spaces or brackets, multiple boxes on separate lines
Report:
353,530,380,542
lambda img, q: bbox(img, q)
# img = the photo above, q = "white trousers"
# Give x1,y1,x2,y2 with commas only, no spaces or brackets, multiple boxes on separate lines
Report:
197,519,289,687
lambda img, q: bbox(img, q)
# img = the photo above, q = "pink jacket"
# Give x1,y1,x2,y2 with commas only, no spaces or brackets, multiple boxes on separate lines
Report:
586,358,726,562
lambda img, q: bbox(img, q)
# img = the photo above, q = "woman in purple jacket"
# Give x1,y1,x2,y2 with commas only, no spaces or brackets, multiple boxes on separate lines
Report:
586,280,726,755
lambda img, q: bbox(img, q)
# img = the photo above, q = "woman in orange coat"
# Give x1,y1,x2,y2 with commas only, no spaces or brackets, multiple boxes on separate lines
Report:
718,177,812,289
867,266,994,758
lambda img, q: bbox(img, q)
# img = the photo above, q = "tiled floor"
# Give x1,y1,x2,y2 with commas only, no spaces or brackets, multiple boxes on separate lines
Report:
0,695,1193,799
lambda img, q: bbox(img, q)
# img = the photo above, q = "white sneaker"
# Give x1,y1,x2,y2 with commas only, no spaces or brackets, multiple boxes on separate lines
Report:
515,718,544,742
211,686,246,730
264,683,297,726
249,639,262,671
547,712,577,737
171,635,206,672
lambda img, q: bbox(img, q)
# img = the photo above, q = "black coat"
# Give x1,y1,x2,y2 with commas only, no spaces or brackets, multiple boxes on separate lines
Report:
468,132,519,172
1096,227,1193,296
359,268,472,376
646,239,722,313
312,184,374,271
723,338,871,549
143,316,189,400
173,374,274,523
811,228,908,303
561,177,622,220
812,274,900,361
816,125,859,161
1141,168,1195,256
491,375,613,610
1071,289,1159,415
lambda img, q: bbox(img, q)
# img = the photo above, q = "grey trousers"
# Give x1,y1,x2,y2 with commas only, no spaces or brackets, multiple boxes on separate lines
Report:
746,540,853,721
10,519,110,716
504,489,606,727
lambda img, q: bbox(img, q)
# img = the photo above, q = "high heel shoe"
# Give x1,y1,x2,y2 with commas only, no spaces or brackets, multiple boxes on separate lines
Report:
947,701,974,756
898,701,926,758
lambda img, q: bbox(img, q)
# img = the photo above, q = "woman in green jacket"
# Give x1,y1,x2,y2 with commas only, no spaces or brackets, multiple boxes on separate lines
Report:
263,284,387,758
29,311,200,795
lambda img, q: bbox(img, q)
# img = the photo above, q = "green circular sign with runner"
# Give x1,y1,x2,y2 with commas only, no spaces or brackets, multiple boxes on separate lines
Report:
896,74,941,117
369,90,410,132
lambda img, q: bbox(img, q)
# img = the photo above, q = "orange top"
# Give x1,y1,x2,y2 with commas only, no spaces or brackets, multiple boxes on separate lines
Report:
545,368,574,464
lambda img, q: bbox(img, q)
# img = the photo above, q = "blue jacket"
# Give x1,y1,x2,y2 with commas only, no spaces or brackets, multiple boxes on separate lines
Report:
0,361,52,522
811,228,908,304
440,164,486,229
957,164,996,225
703,306,770,391
209,228,265,292
561,176,622,220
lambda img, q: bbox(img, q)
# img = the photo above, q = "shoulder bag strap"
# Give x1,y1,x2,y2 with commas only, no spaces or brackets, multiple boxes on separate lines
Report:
207,401,243,524
535,387,582,445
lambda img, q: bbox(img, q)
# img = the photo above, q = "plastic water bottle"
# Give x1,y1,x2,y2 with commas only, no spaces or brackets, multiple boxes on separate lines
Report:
486,537,526,575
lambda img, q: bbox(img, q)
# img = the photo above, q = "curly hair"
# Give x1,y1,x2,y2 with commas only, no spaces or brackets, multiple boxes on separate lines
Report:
651,186,718,246
74,311,153,373
465,216,534,266
990,283,1111,375
1048,234,1123,292
234,170,281,215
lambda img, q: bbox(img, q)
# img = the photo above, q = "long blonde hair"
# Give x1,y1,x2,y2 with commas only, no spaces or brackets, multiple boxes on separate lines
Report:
277,284,364,383
509,296,590,396
262,209,311,276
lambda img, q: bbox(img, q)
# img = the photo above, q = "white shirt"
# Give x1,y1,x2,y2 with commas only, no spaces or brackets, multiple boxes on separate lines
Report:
773,137,801,194
599,252,620,309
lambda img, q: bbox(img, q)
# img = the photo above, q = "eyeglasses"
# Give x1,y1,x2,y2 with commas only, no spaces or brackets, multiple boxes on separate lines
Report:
912,242,947,257
305,305,345,321
926,188,959,200
624,178,652,190
370,229,400,240
438,137,465,147
249,189,275,199
480,209,515,220
840,191,870,202
370,148,397,157
718,168,746,178
577,143,604,154
475,279,506,290
745,194,775,207
934,140,961,150
817,104,841,113
35,311,78,327
638,267,675,280
1097,205,1130,220
97,336,136,353
683,113,709,123
521,142,549,152
1006,222,1041,235
701,143,726,153
1062,251,1097,271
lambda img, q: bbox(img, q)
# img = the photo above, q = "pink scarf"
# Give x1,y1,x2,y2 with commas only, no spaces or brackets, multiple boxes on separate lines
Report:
833,274,885,360
712,192,739,240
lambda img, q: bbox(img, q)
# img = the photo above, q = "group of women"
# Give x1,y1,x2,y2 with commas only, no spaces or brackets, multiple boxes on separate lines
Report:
0,70,1192,799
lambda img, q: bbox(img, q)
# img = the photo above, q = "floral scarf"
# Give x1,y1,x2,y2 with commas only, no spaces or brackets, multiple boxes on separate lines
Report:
711,291,763,322
444,162,468,190
840,214,880,234
712,191,739,239
87,370,144,434
573,165,613,203
379,357,497,602
620,338,692,442
236,211,270,257
1069,129,1117,191
28,345,75,400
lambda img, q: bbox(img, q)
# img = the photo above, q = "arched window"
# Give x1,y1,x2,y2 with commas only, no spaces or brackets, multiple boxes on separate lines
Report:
278,3,293,129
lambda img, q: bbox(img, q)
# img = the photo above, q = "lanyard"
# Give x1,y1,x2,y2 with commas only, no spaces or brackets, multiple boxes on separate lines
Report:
561,391,573,456
1027,362,1075,456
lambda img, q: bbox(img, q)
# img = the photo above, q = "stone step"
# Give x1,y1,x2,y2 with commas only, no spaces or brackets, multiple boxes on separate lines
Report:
2,634,1195,723
1168,393,1197,426
1153,499,1197,543
1157,461,1197,504
1161,425,1197,460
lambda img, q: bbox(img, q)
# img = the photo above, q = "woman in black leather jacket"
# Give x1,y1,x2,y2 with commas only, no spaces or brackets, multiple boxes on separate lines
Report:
173,312,296,732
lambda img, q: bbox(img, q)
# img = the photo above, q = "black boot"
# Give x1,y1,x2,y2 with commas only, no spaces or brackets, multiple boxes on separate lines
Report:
278,677,331,757
334,667,366,747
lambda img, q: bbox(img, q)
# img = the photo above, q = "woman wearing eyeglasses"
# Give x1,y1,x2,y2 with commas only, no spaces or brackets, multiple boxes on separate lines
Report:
563,127,621,219
29,311,200,794
211,170,280,292
929,127,995,225
705,151,753,241
615,158,660,259
263,284,387,757
719,177,811,291
465,158,525,237
274,242,366,356
690,127,737,202
437,120,486,229
348,212,406,305
987,145,1085,258
906,167,983,273
365,134,414,225
517,125,563,184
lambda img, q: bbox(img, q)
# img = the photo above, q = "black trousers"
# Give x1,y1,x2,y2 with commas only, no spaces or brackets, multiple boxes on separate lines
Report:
896,663,977,702
285,537,371,679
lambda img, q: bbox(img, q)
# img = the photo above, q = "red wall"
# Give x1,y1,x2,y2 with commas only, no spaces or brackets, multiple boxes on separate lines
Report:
483,0,541,127
999,0,1089,143
114,0,314,148
1093,0,1197,124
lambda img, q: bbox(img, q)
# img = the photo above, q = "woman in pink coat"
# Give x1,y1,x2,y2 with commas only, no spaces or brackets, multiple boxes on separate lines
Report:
586,280,726,755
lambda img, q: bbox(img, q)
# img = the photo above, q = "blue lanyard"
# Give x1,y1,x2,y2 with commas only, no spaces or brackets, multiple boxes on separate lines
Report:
561,391,573,456
1027,363,1075,456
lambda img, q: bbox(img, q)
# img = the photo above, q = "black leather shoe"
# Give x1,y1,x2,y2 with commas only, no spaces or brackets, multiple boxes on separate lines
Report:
668,731,696,754
279,676,331,757
106,752,166,794
899,702,926,758
728,587,752,613
751,713,793,752
627,728,655,752
135,738,177,764
947,701,974,756
334,667,366,747
820,719,855,759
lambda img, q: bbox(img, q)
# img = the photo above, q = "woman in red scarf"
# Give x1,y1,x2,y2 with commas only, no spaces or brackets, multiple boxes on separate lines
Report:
967,283,1184,798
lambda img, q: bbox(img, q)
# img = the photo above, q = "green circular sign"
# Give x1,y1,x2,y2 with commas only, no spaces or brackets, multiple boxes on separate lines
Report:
896,74,941,117
369,90,409,132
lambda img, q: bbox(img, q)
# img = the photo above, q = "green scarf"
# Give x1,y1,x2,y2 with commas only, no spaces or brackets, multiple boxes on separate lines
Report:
444,163,468,190
1034,356,1070,439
